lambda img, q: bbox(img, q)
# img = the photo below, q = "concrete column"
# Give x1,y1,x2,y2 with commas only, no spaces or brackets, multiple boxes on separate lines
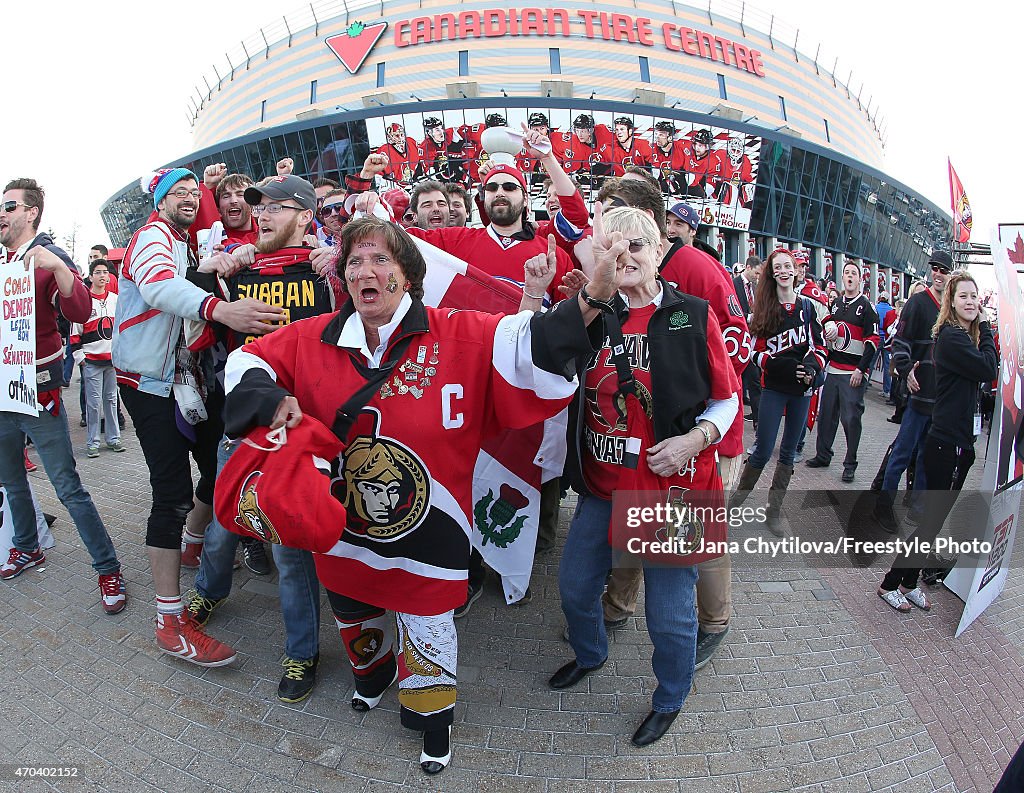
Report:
737,231,751,261
869,260,879,302
810,248,825,281
706,225,721,257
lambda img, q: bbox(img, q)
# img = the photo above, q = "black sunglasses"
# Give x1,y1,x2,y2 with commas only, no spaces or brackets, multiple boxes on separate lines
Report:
627,238,653,252
931,264,951,274
320,204,346,217
0,200,31,213
483,181,521,193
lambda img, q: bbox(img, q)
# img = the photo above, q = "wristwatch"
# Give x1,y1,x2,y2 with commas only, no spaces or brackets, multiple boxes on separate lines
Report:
580,285,615,314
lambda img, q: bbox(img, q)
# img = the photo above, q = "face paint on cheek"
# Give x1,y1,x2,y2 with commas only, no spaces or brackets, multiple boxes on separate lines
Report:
385,272,399,294
347,271,357,283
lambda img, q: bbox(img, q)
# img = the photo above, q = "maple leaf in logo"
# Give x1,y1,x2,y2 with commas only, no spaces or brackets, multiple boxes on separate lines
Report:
326,21,388,75
1008,233,1024,267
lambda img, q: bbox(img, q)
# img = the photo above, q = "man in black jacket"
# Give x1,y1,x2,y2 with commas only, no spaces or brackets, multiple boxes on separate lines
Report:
733,255,762,425
873,251,951,530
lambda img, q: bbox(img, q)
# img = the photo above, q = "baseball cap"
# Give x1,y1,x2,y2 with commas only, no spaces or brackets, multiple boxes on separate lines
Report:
928,250,954,271
244,175,317,213
667,202,700,231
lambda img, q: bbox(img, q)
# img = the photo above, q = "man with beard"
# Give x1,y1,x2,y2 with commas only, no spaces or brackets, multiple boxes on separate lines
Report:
194,164,259,250
375,123,420,184
0,178,126,616
186,174,336,702
606,117,653,176
113,167,284,666
409,180,451,230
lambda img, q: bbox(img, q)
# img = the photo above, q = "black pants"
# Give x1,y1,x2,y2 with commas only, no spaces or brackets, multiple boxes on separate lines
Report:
742,362,762,424
881,435,975,591
120,385,223,549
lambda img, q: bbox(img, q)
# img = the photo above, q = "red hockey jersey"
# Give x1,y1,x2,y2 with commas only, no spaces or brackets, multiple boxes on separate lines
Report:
225,302,583,615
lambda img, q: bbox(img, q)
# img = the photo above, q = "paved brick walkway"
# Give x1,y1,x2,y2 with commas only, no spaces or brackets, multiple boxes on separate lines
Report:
1,374,1020,791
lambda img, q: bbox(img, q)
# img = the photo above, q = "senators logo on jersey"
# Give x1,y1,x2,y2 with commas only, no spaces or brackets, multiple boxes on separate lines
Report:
235,471,281,544
585,375,654,432
333,409,430,540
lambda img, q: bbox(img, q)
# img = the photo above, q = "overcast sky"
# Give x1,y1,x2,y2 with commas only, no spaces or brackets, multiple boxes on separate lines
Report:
5,0,1021,281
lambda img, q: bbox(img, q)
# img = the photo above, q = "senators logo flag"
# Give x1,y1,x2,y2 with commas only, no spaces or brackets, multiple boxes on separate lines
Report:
948,159,973,244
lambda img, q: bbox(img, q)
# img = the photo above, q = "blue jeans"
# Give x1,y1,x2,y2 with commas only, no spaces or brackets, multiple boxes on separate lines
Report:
748,389,811,469
62,338,75,385
196,439,321,661
0,404,119,573
879,349,891,394
559,494,698,713
882,405,929,494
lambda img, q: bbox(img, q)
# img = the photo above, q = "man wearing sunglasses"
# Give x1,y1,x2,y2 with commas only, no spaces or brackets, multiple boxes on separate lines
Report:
317,188,349,246
873,250,952,532
0,178,126,615
114,167,286,667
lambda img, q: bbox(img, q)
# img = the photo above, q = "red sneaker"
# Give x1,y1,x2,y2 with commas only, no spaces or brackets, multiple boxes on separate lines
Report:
155,612,237,667
180,541,203,569
23,449,37,472
98,572,127,615
0,547,45,580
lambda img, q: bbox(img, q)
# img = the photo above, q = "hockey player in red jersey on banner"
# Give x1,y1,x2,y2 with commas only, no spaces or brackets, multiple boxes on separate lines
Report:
455,113,507,183
550,114,614,179
419,116,474,186
650,121,691,196
375,123,420,185
221,214,619,775
709,135,755,207
805,260,879,482
680,128,716,198
605,116,653,176
516,112,556,176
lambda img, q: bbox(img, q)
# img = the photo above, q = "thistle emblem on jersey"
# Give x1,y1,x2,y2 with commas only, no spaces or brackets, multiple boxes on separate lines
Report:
474,484,529,548
235,471,281,544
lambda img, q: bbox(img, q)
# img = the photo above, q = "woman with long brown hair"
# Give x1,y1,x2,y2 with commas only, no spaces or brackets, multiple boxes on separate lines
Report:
732,248,825,535
877,272,997,611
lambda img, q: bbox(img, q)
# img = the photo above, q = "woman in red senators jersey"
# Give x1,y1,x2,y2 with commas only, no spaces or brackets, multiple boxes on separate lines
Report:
732,249,825,535
222,216,615,775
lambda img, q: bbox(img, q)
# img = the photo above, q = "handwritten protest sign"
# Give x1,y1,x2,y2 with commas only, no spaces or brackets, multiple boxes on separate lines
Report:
1,255,38,415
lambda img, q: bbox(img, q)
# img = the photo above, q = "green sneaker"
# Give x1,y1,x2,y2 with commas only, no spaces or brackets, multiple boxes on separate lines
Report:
86,444,100,458
107,440,126,453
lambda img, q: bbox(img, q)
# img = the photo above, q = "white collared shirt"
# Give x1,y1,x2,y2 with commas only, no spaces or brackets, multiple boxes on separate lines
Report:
337,293,413,368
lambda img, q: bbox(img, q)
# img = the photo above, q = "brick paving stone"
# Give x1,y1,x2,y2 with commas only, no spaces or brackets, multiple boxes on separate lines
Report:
2,385,1019,790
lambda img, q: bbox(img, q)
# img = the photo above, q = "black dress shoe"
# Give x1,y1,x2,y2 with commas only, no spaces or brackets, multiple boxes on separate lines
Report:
805,457,830,468
549,659,605,690
841,468,856,483
631,709,680,746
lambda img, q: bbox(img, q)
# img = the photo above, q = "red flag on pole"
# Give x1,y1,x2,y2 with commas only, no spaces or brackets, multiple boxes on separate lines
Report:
948,158,973,244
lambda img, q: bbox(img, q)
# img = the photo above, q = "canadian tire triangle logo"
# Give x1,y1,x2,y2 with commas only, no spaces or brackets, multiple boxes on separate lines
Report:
326,22,388,75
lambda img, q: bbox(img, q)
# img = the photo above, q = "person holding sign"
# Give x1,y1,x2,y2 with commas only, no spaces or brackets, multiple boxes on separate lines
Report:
0,178,126,615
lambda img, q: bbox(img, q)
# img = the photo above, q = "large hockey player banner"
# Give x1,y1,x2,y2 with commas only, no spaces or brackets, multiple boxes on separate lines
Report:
0,255,38,416
416,236,566,602
365,107,762,231
945,225,1024,636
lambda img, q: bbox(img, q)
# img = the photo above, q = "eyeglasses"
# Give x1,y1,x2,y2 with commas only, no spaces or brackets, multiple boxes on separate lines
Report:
483,181,521,193
320,204,346,217
251,203,304,216
627,238,653,252
606,196,630,208
0,200,31,213
931,264,951,274
167,188,201,199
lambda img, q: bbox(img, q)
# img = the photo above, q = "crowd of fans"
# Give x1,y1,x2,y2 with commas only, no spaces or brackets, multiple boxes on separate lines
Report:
0,135,996,775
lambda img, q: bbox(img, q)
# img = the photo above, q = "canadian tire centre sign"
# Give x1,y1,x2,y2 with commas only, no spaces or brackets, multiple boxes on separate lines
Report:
327,9,766,77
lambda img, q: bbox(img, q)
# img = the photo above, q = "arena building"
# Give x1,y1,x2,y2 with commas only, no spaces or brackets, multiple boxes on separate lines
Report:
100,0,952,297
